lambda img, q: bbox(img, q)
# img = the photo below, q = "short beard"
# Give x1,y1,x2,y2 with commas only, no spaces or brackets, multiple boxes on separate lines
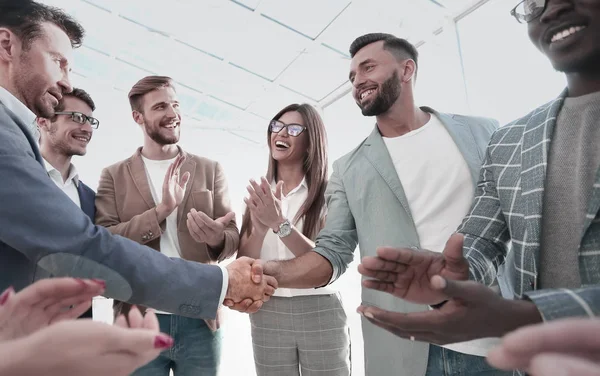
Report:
144,116,179,145
360,70,401,117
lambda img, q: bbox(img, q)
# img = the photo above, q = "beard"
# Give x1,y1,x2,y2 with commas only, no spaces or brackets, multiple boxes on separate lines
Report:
13,52,58,118
359,70,401,117
144,116,180,145
46,124,87,157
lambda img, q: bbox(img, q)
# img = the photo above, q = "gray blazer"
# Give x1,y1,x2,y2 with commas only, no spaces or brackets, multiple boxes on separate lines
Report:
0,100,222,319
459,91,600,320
313,107,498,376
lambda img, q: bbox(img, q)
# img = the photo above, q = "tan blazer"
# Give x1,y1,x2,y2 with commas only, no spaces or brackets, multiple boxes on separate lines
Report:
95,146,239,330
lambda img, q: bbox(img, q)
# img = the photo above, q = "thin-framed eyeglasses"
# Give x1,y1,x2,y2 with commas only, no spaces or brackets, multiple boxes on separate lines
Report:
269,120,306,137
511,0,546,23
54,111,100,129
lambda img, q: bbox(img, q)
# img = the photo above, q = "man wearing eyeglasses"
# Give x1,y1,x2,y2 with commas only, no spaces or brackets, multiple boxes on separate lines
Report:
354,1,600,374
35,87,99,319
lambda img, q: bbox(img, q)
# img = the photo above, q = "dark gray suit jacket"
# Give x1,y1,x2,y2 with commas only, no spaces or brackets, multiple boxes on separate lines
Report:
0,99,223,319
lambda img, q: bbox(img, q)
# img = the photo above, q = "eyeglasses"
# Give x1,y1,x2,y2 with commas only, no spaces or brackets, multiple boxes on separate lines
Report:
269,120,306,137
55,111,100,129
511,0,546,23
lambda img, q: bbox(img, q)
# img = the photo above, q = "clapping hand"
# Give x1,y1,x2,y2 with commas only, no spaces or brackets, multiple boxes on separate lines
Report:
0,278,105,341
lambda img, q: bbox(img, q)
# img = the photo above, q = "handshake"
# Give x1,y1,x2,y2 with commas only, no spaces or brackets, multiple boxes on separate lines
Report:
223,257,278,313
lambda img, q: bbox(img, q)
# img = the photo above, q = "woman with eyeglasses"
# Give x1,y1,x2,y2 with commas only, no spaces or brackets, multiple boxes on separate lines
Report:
238,103,351,376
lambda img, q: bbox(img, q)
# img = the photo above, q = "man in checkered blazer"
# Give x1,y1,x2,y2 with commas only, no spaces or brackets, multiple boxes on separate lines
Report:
357,0,600,374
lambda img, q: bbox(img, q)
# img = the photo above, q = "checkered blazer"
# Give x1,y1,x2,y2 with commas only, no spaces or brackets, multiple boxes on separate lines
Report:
458,90,600,321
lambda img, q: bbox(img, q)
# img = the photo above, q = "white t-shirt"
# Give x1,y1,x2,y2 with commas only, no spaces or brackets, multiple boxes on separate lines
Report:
141,156,181,314
259,178,335,297
383,114,499,357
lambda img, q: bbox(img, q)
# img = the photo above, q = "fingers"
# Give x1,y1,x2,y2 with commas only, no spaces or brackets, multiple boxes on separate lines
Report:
262,276,278,297
179,171,191,190
114,314,128,328
487,319,600,370
142,309,160,331
375,246,434,266
529,353,600,376
361,279,398,295
127,306,144,329
274,180,284,200
358,304,444,332
217,212,236,225
250,260,263,284
187,211,209,242
246,184,264,207
48,299,94,322
18,278,104,309
358,260,408,281
104,325,172,353
433,276,495,302
245,300,264,314
190,209,222,232
251,178,268,197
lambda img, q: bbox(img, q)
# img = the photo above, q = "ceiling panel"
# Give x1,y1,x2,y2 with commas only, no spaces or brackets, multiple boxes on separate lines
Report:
247,85,318,119
258,0,351,39
278,45,349,101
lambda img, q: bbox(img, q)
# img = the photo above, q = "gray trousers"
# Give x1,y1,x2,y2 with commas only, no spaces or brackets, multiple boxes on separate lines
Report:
249,294,351,376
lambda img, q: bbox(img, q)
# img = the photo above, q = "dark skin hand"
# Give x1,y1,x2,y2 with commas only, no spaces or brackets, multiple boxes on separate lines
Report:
357,275,543,345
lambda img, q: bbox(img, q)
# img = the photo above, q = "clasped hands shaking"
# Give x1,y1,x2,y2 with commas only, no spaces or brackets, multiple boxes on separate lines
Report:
163,155,284,312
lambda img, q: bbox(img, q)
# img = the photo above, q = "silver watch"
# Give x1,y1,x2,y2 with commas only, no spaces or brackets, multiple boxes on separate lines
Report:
273,219,292,238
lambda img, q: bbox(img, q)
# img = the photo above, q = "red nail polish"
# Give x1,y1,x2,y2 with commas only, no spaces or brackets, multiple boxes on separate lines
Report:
154,335,174,349
0,286,14,305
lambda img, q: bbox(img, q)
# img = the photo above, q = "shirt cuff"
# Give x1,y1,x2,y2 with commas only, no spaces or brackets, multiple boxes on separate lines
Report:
218,264,229,305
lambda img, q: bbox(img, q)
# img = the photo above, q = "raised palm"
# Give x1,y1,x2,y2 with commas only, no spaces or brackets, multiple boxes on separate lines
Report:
359,234,470,305
161,155,190,212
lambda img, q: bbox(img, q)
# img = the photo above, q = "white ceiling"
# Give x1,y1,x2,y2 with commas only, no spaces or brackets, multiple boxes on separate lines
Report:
42,0,481,143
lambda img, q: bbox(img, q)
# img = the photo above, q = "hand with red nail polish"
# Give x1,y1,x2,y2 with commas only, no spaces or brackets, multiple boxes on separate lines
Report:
0,316,169,376
0,278,105,341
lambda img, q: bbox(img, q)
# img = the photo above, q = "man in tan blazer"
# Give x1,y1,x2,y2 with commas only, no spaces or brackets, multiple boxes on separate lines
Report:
95,75,238,376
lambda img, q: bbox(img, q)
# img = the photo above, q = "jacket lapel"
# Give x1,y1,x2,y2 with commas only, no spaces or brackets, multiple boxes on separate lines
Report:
127,147,156,209
76,183,96,221
582,160,600,238
520,95,565,272
363,126,414,221
429,108,484,185
177,150,196,226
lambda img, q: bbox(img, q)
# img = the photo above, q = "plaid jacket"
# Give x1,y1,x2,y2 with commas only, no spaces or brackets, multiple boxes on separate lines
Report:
458,91,600,321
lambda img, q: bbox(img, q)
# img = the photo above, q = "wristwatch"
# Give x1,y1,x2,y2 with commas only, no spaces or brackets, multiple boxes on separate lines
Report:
273,218,292,238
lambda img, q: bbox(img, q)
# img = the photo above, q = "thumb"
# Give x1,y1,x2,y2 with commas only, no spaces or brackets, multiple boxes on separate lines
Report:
217,212,235,225
275,181,284,200
431,276,489,302
442,233,469,275
251,260,264,284
180,171,191,189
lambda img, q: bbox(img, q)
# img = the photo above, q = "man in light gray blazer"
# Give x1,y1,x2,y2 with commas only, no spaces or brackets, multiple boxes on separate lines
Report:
0,0,273,320
237,33,505,375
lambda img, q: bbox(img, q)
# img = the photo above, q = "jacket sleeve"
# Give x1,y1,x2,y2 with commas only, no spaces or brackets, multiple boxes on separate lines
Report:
0,126,222,319
95,167,164,244
312,160,358,283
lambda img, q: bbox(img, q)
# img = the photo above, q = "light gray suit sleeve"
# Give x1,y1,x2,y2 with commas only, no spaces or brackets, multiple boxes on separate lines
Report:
0,115,223,319
313,160,358,283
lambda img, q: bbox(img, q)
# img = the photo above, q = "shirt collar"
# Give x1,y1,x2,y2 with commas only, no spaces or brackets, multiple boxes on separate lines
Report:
271,177,307,196
43,158,80,187
0,86,37,131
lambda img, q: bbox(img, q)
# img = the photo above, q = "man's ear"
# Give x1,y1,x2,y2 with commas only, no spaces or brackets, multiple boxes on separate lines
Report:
0,28,18,64
36,117,51,131
401,59,416,84
132,110,144,125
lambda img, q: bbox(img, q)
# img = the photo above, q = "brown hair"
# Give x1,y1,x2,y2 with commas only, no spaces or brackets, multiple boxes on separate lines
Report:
240,103,328,240
128,75,175,112
55,87,95,112
0,0,85,49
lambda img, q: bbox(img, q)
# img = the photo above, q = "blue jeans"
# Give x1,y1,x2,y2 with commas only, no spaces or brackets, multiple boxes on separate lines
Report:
426,345,512,376
132,314,222,376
